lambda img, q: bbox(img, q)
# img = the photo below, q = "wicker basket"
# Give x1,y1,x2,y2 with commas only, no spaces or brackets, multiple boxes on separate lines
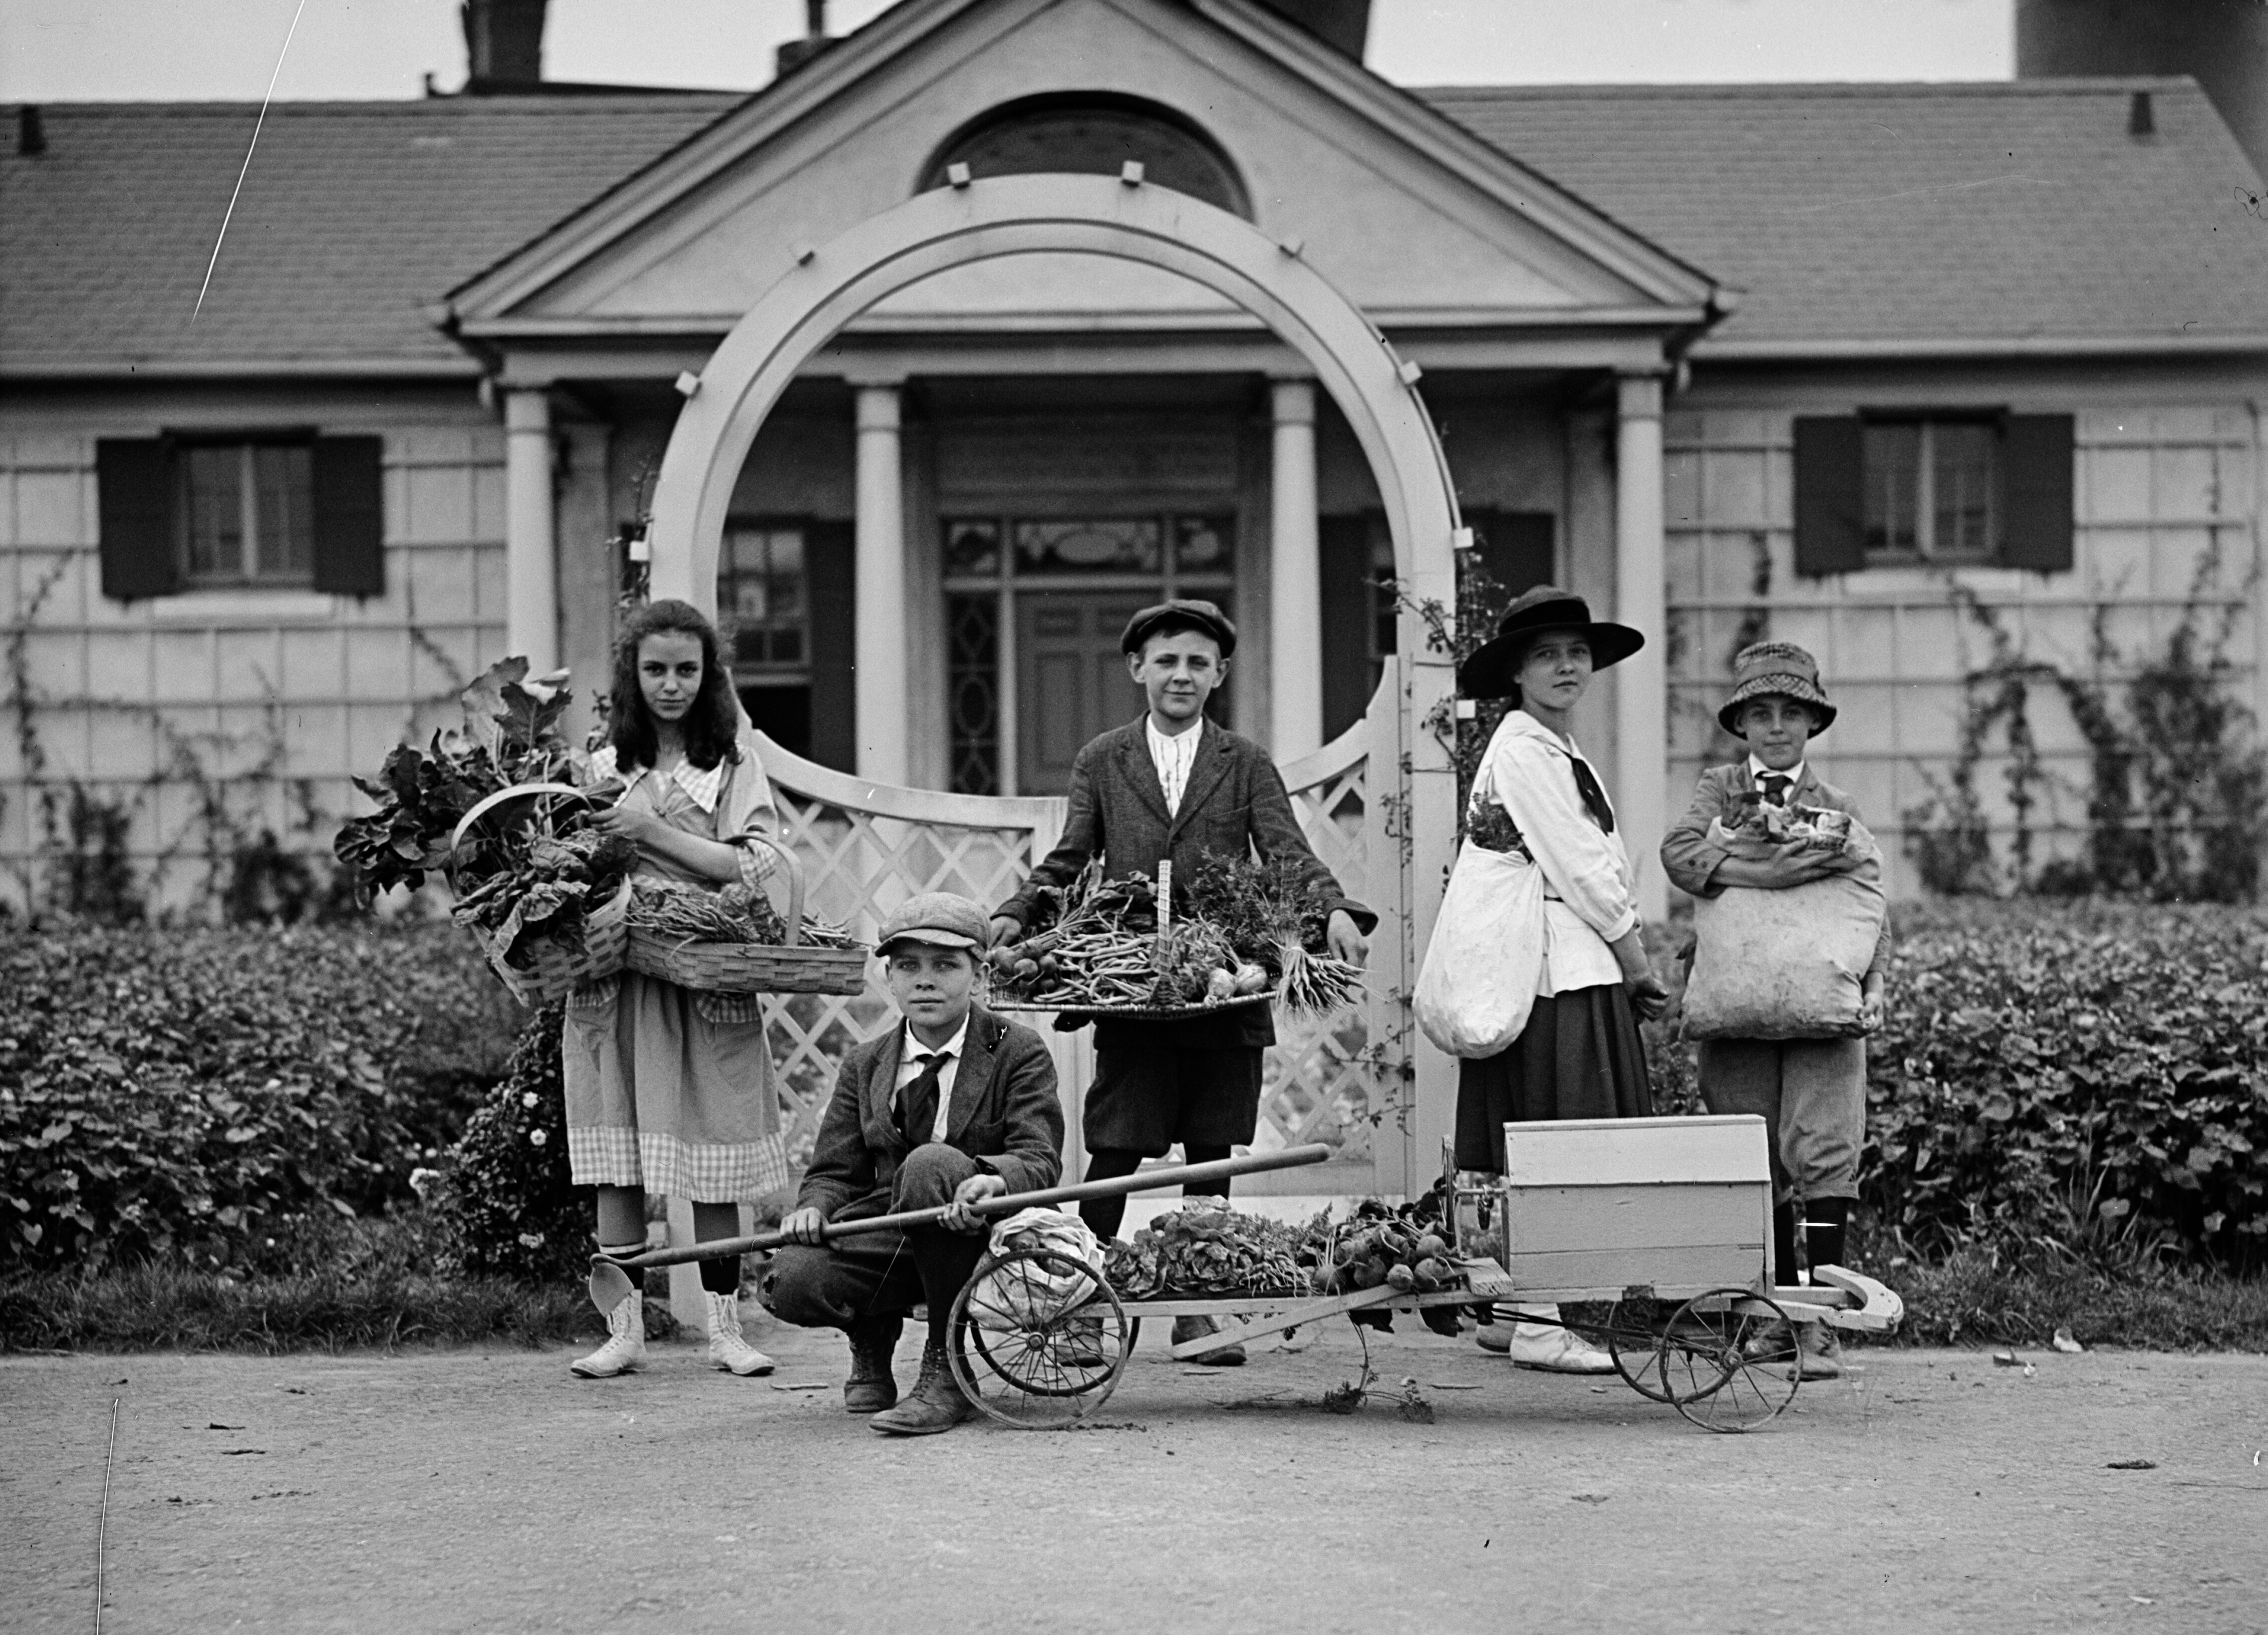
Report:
477,876,634,1008
623,834,871,996
449,783,630,1008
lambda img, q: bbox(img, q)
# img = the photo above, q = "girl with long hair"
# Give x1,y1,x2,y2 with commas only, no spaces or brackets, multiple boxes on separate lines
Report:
563,598,787,1381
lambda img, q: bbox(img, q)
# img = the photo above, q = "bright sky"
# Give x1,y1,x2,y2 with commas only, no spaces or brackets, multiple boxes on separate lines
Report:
0,0,2012,102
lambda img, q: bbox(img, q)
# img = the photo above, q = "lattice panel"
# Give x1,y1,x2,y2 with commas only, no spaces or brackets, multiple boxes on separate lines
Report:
759,789,1039,1172
754,747,1384,1186
1261,756,1376,1163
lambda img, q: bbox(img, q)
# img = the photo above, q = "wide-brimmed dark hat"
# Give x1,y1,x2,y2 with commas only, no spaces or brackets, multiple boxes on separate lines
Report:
1717,641,1837,735
1456,586,1645,700
1121,598,1237,659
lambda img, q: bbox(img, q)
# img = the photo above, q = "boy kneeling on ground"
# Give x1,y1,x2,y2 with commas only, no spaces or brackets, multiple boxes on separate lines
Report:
760,893,1064,1435
1659,642,1889,1380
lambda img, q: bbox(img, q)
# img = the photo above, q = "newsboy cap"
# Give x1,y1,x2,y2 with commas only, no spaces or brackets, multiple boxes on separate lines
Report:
875,892,991,955
1120,598,1237,658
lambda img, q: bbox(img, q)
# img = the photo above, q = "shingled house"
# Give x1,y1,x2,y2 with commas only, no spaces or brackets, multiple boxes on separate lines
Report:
5,0,2266,913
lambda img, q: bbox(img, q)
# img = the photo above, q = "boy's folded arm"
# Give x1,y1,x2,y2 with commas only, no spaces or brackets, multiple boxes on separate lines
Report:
1660,772,1737,897
995,747,1103,926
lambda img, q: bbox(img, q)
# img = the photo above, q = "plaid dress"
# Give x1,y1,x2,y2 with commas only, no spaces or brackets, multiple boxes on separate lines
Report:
560,739,791,1202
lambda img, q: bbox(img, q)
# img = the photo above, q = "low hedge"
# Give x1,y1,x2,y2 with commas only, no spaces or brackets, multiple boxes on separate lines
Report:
1863,900,2268,1270
0,922,518,1272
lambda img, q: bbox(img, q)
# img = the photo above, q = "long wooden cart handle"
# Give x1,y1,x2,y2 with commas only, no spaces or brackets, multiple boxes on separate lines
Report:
586,1142,1330,1313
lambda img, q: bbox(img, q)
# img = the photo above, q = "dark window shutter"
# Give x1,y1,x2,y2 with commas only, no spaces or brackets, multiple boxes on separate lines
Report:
312,435,385,596
803,518,857,773
1318,514,1372,742
1999,414,2075,573
1792,417,1866,576
96,438,178,601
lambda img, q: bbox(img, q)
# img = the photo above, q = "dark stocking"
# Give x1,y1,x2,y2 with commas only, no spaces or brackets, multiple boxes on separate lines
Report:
1773,1201,1798,1288
1181,1144,1232,1200
1078,1148,1146,1241
1804,1197,1851,1273
909,1229,987,1352
693,1200,744,1296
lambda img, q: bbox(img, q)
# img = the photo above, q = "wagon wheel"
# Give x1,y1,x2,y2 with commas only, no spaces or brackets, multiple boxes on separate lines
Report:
1603,1294,1676,1403
947,1248,1132,1430
1653,1288,1800,1433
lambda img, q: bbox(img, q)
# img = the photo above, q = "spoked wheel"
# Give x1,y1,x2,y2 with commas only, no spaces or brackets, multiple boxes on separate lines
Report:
947,1248,1132,1429
1653,1287,1801,1433
1603,1294,1676,1403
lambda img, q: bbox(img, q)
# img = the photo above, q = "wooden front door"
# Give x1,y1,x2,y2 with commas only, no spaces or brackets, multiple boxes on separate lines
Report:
1015,593,1151,796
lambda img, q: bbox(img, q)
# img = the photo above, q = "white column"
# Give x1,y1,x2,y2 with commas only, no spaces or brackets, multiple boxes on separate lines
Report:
1268,378,1322,757
1614,371,1669,925
504,389,557,672
854,383,909,784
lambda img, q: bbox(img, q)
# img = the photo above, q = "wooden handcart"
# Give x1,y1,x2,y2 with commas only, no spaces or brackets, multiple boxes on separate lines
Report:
594,1116,1901,1436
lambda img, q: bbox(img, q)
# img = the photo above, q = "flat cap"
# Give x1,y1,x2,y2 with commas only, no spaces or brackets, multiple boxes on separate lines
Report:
1120,598,1237,658
875,891,990,954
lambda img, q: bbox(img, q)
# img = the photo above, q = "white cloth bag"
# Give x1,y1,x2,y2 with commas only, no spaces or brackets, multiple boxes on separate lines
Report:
1414,839,1549,1058
1681,817,1888,1040
966,1208,1105,1331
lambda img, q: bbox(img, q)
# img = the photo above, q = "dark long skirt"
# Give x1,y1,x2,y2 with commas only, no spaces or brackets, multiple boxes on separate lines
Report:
1453,982,1653,1173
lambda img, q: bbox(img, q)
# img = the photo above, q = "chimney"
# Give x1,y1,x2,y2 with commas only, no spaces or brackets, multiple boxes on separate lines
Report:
462,0,548,91
775,0,835,78
1253,0,1371,61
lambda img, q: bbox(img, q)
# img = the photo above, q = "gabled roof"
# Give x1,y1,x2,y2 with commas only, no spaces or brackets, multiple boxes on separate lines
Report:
1419,78,2268,355
0,96,737,376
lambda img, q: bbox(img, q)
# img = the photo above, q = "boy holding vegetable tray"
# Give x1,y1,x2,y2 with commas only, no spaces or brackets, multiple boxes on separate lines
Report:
1659,642,1891,1379
987,598,1374,1366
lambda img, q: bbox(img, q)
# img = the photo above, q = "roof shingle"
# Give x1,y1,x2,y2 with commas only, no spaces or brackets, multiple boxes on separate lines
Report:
1416,79,2268,349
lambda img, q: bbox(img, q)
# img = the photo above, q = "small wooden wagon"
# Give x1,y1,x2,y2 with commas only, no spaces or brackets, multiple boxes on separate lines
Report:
945,1114,1901,1434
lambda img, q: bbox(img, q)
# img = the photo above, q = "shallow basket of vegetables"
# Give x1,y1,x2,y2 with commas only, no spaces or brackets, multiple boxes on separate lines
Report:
622,836,869,996
448,783,637,1007
989,856,1362,1021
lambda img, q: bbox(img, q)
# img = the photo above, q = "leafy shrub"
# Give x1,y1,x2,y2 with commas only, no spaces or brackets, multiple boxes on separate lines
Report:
1864,901,2268,1269
0,923,518,1271
425,1005,592,1281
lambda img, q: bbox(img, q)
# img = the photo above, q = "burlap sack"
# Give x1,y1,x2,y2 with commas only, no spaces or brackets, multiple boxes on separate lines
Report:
1681,816,1887,1040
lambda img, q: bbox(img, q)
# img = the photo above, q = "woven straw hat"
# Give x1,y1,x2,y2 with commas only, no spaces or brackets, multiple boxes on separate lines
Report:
1717,641,1837,735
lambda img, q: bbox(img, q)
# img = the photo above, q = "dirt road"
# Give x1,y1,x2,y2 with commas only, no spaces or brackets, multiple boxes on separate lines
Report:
9,1312,2263,1634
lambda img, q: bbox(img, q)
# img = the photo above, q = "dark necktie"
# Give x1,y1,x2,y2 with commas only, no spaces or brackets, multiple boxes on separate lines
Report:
1759,773,1794,808
897,1050,947,1148
1566,756,1616,834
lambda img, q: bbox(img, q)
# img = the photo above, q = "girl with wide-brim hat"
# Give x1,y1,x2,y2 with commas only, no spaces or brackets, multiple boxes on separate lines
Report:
1450,587,1668,1372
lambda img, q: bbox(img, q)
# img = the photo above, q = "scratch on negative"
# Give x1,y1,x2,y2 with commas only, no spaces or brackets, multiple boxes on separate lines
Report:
192,0,311,321
1766,174,2060,216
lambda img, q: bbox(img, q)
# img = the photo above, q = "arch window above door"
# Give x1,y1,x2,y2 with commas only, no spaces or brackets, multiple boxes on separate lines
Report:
919,94,1251,218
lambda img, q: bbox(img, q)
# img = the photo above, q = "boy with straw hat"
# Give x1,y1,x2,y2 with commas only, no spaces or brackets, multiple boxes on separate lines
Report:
1660,641,1891,1378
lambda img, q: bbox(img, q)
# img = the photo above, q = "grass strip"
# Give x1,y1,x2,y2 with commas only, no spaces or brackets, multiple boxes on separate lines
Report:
1860,1250,2268,1353
0,1264,614,1354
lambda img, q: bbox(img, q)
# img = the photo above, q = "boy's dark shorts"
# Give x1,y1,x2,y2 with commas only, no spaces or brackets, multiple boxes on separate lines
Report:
1083,1039,1263,1155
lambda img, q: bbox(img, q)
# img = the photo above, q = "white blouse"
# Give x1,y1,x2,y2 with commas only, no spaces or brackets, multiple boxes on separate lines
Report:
1475,710,1640,997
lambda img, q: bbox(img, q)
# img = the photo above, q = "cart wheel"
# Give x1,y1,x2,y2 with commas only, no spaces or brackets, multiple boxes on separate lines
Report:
1603,1294,1676,1403
947,1248,1132,1430
1653,1287,1800,1433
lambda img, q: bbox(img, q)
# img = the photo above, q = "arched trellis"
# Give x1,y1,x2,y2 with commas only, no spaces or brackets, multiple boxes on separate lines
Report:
643,171,1464,1191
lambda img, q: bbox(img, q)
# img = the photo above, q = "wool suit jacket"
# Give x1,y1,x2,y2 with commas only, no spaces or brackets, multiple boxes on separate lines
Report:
1660,761,1893,977
995,715,1377,1049
794,1006,1063,1223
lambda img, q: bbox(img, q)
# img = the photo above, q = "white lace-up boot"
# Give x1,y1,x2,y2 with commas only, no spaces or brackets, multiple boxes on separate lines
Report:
705,1290,775,1377
571,1289,647,1379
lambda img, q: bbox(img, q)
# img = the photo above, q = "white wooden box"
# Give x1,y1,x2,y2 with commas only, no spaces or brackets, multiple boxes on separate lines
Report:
1473,1116,1772,1303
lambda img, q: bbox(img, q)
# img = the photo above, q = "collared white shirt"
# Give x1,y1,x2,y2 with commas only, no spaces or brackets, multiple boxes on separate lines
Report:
587,746,727,814
1146,715,1204,816
894,1016,968,1143
1478,710,1640,997
1747,755,1807,804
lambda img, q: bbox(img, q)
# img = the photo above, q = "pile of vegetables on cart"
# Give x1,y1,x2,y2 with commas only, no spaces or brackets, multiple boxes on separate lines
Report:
1100,1194,1473,1330
988,853,1363,1017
